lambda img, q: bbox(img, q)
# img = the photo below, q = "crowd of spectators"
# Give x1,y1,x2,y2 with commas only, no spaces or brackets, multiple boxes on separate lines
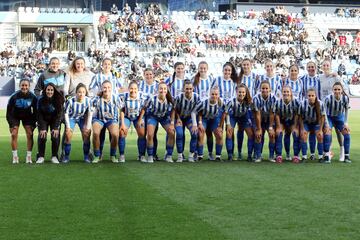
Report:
335,7,360,18
2,4,359,92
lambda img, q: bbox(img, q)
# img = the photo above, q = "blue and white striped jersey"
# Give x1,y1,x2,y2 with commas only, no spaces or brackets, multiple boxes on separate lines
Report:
240,72,257,97
283,78,303,100
273,98,300,121
145,95,173,118
139,80,158,98
64,96,92,120
193,75,214,100
252,93,277,122
120,92,147,121
89,72,123,95
225,97,251,118
174,92,200,118
211,76,236,103
300,99,326,123
91,95,123,122
196,98,223,119
165,76,185,98
257,74,282,97
324,94,350,117
301,74,321,99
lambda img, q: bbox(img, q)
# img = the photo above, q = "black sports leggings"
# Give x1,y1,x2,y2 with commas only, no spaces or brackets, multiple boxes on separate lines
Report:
38,123,61,158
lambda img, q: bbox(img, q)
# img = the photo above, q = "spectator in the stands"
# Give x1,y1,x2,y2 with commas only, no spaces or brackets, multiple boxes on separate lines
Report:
110,4,118,15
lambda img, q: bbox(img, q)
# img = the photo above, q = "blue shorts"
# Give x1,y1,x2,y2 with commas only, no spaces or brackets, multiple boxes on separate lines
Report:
327,115,345,131
92,118,118,128
68,118,85,130
123,116,144,129
203,116,221,132
280,118,294,128
303,122,320,132
178,116,193,128
229,114,252,129
147,115,171,128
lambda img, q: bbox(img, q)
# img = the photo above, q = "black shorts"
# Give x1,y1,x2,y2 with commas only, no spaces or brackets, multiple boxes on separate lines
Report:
8,118,35,129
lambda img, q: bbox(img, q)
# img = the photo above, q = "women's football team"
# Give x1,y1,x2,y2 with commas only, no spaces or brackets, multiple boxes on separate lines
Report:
7,57,351,164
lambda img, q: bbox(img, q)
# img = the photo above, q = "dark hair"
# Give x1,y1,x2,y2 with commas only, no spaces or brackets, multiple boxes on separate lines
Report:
75,83,88,96
19,78,31,85
223,62,238,84
128,80,138,88
260,80,271,91
170,62,185,86
307,88,321,122
98,80,112,97
159,81,174,105
49,57,60,65
332,82,349,98
42,83,64,110
239,58,252,84
193,61,208,88
236,83,252,105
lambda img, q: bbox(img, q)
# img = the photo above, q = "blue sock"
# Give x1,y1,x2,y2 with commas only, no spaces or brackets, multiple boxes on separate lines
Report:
344,134,350,155
147,146,154,156
301,141,308,157
226,137,234,155
99,128,106,156
154,128,158,156
64,143,71,156
269,141,275,159
284,133,291,155
309,133,316,155
94,149,101,157
237,130,244,156
175,126,184,154
215,144,223,156
254,141,262,159
207,134,213,155
197,145,204,156
293,133,300,156
83,142,90,158
138,137,146,156
166,144,173,156
317,141,324,156
247,138,254,158
276,133,283,156
118,137,126,155
110,148,117,157
190,133,198,153
324,134,332,153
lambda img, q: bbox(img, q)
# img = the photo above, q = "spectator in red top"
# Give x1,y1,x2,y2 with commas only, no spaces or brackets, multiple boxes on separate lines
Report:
339,35,346,46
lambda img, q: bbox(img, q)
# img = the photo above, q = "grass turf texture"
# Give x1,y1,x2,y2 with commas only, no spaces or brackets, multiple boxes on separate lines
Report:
1,110,359,239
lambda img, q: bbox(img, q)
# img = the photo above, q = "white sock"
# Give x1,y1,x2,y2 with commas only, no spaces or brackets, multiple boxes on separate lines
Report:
12,150,18,157
26,151,32,157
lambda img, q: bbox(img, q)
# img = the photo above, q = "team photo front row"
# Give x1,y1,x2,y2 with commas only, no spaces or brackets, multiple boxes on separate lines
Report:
6,57,351,164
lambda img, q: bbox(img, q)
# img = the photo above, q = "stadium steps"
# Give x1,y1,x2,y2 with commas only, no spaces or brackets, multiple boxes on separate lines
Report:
303,21,327,51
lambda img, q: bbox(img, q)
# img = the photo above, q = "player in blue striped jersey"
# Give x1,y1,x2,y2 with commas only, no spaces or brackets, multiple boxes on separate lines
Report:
173,80,200,162
273,86,301,163
283,64,303,100
252,81,277,162
299,88,326,162
211,62,237,103
323,82,351,163
138,82,175,163
164,62,186,98
139,68,158,97
139,68,160,161
320,60,345,161
89,58,123,96
257,59,282,98
301,61,321,160
63,83,92,163
237,59,257,160
118,81,147,163
221,84,254,161
196,86,224,161
89,58,124,160
193,61,215,160
91,80,123,163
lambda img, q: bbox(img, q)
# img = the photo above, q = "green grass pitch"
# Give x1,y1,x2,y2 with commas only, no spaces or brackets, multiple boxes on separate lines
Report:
1,110,360,239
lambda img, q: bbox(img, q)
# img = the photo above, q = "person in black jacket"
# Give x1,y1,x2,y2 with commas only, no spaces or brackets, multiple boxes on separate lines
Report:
36,83,64,164
6,79,37,164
